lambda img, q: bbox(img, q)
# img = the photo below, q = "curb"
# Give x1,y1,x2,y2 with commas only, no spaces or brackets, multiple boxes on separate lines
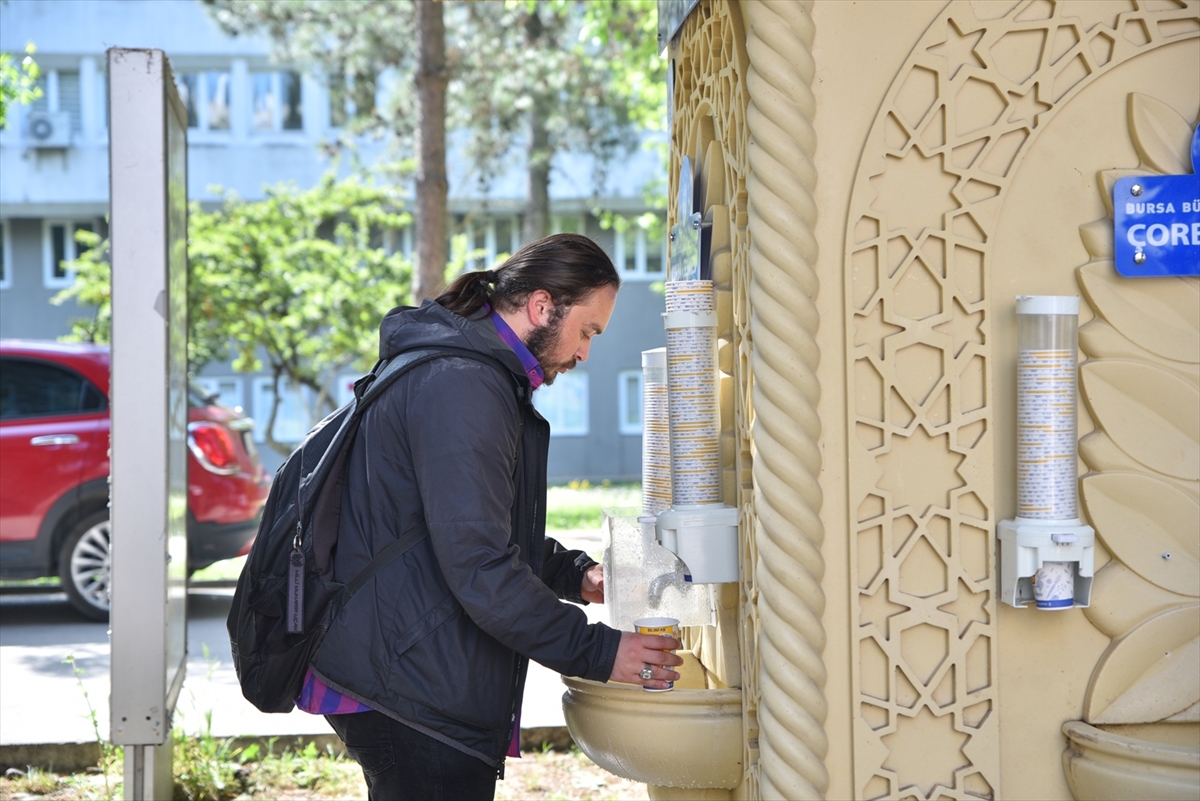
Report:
1,742,101,773
1,727,575,773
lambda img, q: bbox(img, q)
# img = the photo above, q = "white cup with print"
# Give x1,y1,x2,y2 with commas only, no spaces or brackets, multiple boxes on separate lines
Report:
634,616,679,691
1032,561,1074,610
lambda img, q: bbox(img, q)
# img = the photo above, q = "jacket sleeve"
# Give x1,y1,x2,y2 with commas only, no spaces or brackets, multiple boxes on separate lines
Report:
541,537,597,604
405,359,620,681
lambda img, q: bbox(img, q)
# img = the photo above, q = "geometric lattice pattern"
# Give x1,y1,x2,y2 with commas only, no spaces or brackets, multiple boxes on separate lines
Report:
844,2,1198,799
670,1,757,793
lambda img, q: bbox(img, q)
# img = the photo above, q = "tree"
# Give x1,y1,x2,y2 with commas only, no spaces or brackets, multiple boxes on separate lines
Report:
203,0,456,299
452,0,662,241
55,175,412,455
0,42,42,127
203,1,663,255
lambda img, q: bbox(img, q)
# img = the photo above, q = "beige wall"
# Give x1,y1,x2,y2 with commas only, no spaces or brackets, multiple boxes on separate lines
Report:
803,1,1199,799
595,3,1199,799
810,5,949,800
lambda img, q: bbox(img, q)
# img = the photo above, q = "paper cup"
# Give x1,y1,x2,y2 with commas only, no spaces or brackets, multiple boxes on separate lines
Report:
634,617,679,691
1032,561,1074,610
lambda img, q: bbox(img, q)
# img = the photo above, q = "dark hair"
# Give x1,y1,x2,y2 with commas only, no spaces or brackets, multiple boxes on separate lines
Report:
435,233,620,317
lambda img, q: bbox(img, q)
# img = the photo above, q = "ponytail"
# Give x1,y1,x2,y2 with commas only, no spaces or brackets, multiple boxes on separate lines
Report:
433,269,498,318
435,234,619,317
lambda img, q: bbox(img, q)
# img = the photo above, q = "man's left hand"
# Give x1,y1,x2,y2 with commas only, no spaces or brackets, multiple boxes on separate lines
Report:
582,564,604,604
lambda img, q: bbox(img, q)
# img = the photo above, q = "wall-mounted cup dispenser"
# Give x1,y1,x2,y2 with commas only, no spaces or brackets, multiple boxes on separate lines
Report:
656,504,739,584
998,295,1095,609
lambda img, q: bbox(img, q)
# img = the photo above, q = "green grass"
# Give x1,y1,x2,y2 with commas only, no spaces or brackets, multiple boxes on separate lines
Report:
188,481,640,582
545,481,640,531
190,557,247,583
0,575,61,588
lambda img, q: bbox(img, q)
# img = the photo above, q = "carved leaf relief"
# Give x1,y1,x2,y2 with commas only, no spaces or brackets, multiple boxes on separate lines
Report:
1097,168,1154,219
1078,319,1200,388
1084,604,1200,725
1084,562,1198,640
1128,93,1196,175
1077,221,1113,260
1080,361,1200,481
1081,472,1200,598
1077,262,1200,363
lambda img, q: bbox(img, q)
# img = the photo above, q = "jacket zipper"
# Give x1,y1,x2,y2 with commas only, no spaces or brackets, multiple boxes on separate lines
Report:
502,409,542,775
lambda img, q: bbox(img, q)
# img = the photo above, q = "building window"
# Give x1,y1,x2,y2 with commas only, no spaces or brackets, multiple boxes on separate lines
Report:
42,220,95,289
462,218,486,272
551,215,584,235
492,216,520,261
617,370,642,435
0,220,12,291
31,69,82,134
193,376,244,412
252,71,303,133
534,370,589,436
251,377,311,444
612,218,667,280
175,71,231,132
328,72,375,129
96,70,107,131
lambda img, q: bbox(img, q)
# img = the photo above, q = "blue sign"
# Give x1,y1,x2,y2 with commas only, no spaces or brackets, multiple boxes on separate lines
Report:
1114,175,1200,277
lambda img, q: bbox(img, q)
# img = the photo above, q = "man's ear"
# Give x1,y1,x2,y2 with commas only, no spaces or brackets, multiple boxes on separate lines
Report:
526,289,554,327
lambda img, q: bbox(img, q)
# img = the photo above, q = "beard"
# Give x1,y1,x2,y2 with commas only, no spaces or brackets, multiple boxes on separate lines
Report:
524,305,574,386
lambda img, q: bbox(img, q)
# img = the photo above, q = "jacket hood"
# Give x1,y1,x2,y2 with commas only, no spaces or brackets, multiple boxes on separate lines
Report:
378,300,527,387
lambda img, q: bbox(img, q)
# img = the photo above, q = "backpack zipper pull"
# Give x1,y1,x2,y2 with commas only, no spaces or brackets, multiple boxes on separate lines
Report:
288,521,305,634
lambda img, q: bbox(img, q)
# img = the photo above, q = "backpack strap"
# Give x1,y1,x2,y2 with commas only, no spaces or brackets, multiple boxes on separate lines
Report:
344,524,429,597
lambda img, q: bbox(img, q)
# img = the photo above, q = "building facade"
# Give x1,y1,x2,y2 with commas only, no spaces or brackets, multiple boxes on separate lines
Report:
0,0,669,480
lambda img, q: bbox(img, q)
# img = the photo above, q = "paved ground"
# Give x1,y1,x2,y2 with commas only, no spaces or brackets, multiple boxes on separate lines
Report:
0,528,607,750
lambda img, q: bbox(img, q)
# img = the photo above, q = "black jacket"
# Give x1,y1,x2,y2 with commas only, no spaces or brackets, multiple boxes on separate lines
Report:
310,301,621,767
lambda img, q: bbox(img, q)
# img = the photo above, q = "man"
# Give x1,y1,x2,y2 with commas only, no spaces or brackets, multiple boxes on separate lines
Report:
305,234,683,800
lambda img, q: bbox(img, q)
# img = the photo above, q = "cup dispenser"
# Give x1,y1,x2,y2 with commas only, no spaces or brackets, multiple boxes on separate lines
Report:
651,155,739,585
997,295,1095,609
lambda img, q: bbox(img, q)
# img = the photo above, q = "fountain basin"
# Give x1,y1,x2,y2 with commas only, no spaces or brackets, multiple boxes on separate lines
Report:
1063,720,1200,801
562,672,742,789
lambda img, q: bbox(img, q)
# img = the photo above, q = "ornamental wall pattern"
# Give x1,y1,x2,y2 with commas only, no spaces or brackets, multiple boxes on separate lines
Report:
843,2,1198,799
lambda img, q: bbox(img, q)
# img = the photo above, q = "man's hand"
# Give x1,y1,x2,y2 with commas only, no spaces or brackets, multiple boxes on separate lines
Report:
609,631,683,690
581,564,604,604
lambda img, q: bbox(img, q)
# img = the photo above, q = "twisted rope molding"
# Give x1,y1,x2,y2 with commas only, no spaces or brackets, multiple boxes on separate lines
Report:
744,2,827,798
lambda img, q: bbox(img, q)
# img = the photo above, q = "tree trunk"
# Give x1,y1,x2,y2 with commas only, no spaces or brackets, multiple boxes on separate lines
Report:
263,367,290,457
525,110,551,242
413,0,448,301
522,6,551,242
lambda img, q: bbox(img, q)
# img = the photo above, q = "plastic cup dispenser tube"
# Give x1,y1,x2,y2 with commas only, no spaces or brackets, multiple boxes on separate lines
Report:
998,295,1095,609
641,348,672,518
651,280,739,584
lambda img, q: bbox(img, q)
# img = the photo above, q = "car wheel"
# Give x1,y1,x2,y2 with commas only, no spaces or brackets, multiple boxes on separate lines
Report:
59,511,111,622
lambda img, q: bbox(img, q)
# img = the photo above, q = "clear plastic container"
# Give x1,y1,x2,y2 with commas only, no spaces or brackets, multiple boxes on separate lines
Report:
1015,295,1080,520
642,348,672,517
602,509,714,631
1015,295,1081,607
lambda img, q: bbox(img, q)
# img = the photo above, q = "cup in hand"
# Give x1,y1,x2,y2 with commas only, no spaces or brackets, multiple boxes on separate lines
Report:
634,616,680,692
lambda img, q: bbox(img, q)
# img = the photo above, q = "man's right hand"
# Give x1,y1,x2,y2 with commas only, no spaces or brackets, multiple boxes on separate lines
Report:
610,631,684,690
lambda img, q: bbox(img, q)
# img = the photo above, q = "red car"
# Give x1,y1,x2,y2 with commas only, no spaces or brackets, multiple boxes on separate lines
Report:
0,340,270,620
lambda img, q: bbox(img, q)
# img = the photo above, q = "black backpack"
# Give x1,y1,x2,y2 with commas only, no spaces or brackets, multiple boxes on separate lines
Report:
227,346,514,713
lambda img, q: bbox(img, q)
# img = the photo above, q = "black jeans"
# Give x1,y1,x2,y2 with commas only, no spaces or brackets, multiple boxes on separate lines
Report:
326,710,497,801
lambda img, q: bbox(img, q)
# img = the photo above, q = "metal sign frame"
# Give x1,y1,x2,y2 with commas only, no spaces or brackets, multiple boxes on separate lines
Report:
107,47,189,801
658,0,702,54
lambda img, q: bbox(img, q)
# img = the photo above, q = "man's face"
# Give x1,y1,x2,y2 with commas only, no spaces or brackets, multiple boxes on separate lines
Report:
525,285,618,386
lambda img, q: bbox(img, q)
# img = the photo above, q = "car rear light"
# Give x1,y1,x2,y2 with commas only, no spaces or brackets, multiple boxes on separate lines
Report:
188,421,241,475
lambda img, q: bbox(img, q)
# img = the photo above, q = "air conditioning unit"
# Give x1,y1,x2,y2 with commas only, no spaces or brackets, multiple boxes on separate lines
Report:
26,111,71,148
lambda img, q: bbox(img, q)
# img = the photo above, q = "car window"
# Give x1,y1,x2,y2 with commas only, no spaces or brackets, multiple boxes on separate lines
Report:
0,358,107,420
